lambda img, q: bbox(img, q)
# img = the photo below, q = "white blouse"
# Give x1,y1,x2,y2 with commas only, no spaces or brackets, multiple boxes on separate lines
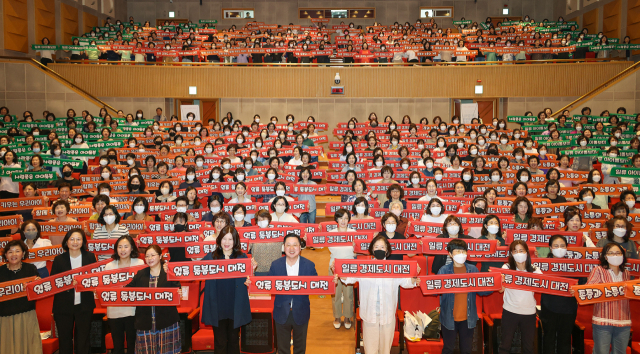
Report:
342,276,415,325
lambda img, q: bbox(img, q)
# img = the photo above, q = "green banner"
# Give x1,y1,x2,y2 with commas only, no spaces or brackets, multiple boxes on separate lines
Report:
199,19,218,24
31,44,58,50
120,126,147,132
522,125,548,133
598,156,630,165
507,116,538,123
12,136,48,143
540,140,572,148
0,167,24,178
571,138,610,147
11,171,57,182
563,148,601,157
19,122,56,130
41,157,83,169
59,45,85,51
610,167,640,178
88,140,125,149
61,148,99,157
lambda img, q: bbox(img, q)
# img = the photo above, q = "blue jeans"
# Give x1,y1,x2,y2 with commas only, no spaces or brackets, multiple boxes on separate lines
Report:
299,210,316,224
592,324,630,354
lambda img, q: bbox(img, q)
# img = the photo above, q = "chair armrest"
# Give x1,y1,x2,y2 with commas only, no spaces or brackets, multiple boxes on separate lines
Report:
103,315,108,321
482,313,494,327
397,309,404,323
574,320,585,331
187,307,201,320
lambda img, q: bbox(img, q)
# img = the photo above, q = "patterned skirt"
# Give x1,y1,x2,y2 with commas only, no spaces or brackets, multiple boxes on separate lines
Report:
135,322,181,354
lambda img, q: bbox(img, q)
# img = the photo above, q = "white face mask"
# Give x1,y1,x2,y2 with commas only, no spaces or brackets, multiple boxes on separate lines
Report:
457,142,464,148
626,200,636,209
525,142,533,148
187,174,195,181
480,129,487,134
513,253,528,263
255,143,262,148
75,138,82,144
346,147,352,153
402,163,409,170
551,248,567,258
607,255,624,266
134,205,145,214
515,155,522,161
514,134,521,139
592,175,601,183
103,215,116,225
576,126,582,131
491,175,500,182
438,142,445,147
463,174,472,182
520,176,529,182
177,206,188,213
478,140,485,146
176,127,182,132
276,190,285,197
237,139,244,144
100,159,109,166
234,214,245,221
223,163,231,170
237,174,245,181
470,149,478,155
580,141,587,147
127,159,135,166
212,173,220,180
385,224,397,233
430,206,442,215
411,178,420,185
267,174,276,180
452,253,467,265
500,139,508,144
376,161,384,167
487,225,499,234
302,134,308,139
447,225,460,235
196,161,204,167
434,174,443,181
275,205,286,214
539,150,547,156
101,172,110,179
418,144,424,150
258,220,269,228
161,188,170,195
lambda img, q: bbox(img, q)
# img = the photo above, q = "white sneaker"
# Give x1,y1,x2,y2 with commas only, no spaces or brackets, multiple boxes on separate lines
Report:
344,319,352,329
333,320,342,329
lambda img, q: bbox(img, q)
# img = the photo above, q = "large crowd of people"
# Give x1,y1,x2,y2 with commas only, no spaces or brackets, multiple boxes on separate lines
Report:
0,101,639,354
31,14,638,66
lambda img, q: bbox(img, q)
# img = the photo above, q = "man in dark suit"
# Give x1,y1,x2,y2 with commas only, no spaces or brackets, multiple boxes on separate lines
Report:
268,233,317,354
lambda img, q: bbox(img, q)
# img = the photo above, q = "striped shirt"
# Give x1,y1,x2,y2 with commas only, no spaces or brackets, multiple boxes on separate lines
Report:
587,266,630,327
92,224,130,261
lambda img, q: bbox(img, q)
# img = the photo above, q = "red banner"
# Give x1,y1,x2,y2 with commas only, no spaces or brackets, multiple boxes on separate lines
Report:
0,276,37,302
320,220,382,233
74,265,148,292
137,232,202,247
505,230,583,246
468,246,510,262
419,272,502,295
97,287,181,306
87,239,118,255
0,215,21,230
40,221,86,236
405,221,443,237
334,259,419,278
238,226,305,243
249,276,335,295
421,239,498,255
166,258,252,281
26,259,111,300
531,258,600,277
624,281,640,300
305,231,374,248
491,267,578,297
24,245,64,263
573,282,626,305
354,238,423,255
0,197,48,211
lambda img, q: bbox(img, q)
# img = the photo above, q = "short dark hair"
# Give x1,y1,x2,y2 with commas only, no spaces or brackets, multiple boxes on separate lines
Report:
447,238,467,254
92,194,110,208
270,196,290,212
98,205,121,225
334,208,351,223
2,240,29,261
112,235,140,260
61,228,88,252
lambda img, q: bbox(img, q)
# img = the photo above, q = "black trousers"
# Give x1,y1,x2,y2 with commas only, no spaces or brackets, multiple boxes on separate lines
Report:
442,320,475,354
0,191,18,199
212,318,240,354
499,309,536,354
40,58,53,66
540,308,576,354
54,305,94,354
108,316,136,354
275,310,308,354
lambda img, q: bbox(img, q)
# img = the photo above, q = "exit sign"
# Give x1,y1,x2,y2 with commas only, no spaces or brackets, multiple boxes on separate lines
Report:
331,86,345,95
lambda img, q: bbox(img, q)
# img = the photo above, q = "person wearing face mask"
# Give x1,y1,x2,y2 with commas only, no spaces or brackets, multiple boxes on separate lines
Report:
538,235,582,354
571,136,596,171
595,216,638,259
93,205,130,260
178,166,201,190
334,234,419,354
270,196,297,223
126,197,155,222
475,215,507,272
388,201,409,237
51,163,82,188
437,239,492,354
585,242,631,353
498,241,542,354
19,220,52,278
126,175,146,195
619,190,640,213
430,215,473,274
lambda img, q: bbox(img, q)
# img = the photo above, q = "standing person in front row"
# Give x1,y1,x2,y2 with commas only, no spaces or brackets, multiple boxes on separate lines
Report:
51,229,97,354
268,233,317,354
129,244,182,354
200,225,257,354
104,236,145,354
335,234,420,354
498,240,541,354
588,243,631,354
0,240,43,354
438,239,492,354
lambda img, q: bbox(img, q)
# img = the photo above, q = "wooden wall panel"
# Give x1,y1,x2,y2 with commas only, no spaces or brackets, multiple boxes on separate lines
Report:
61,3,79,45
3,0,29,53
603,0,621,40
35,0,56,44
584,8,599,34
628,0,640,54
83,12,98,35
48,62,633,99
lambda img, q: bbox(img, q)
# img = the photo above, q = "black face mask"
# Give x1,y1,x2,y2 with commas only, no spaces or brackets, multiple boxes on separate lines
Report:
63,171,72,178
169,132,176,137
373,250,386,260
108,155,116,159
370,122,378,127
474,207,486,214
174,224,186,232
131,184,140,191
155,140,162,146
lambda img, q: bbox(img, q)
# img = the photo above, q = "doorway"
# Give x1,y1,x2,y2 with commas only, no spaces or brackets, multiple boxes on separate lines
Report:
452,98,498,124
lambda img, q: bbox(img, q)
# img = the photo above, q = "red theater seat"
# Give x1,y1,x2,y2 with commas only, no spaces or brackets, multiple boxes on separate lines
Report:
36,296,59,354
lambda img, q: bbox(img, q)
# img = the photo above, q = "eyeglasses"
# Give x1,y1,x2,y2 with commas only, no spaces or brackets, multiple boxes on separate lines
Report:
512,249,528,254
606,252,623,256
145,254,159,259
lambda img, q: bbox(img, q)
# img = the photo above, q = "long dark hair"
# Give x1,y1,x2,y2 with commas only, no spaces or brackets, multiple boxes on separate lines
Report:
213,225,243,259
600,242,627,270
507,240,535,272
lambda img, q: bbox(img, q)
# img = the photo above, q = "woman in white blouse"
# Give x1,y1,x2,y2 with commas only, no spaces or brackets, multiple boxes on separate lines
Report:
327,209,356,329
418,180,447,202
420,198,449,225
20,220,52,278
0,150,22,198
334,235,419,354
269,196,298,223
